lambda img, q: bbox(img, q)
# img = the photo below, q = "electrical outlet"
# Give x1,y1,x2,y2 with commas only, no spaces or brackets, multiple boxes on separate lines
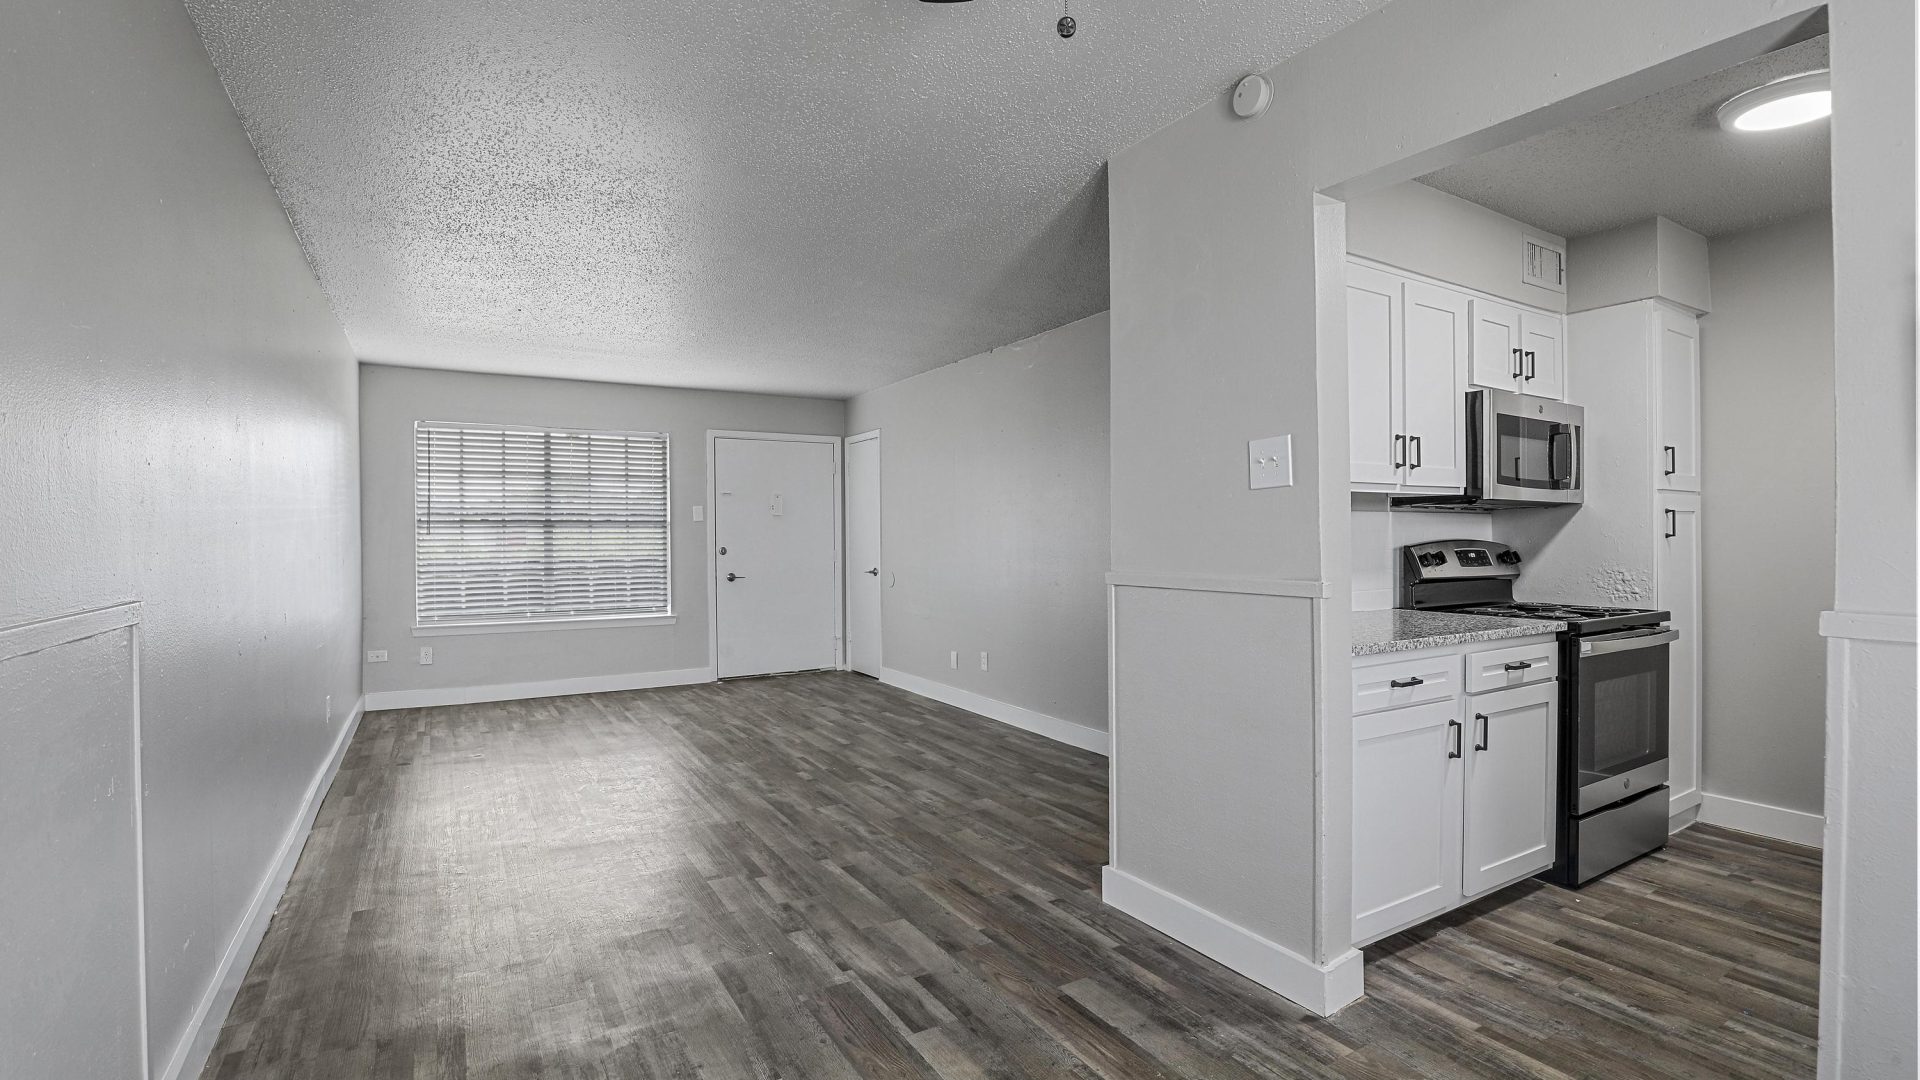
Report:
979,651,989,672
691,505,704,522
366,649,388,663
948,650,958,670
418,646,434,665
325,695,332,723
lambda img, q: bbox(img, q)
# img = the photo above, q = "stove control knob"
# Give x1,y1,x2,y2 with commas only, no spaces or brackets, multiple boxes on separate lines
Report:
1497,550,1522,564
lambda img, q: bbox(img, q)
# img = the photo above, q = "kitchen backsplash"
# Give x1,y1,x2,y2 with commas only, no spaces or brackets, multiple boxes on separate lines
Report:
1351,504,1494,610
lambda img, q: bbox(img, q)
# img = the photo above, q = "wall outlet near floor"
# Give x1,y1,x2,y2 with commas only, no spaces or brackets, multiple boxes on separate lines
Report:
366,649,388,663
979,651,989,672
949,650,958,670
418,646,434,665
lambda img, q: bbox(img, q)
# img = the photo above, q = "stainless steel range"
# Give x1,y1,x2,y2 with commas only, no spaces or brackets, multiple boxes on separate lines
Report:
1401,539,1675,886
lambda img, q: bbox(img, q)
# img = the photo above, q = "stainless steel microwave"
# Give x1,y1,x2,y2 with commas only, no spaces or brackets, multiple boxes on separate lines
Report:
1393,389,1584,510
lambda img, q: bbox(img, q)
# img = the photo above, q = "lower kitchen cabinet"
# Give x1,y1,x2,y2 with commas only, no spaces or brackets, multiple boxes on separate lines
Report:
1461,681,1558,897
1352,638,1560,947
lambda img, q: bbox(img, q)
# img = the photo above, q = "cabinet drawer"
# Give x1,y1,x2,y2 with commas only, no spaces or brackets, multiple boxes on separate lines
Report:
1353,652,1461,716
1465,639,1558,695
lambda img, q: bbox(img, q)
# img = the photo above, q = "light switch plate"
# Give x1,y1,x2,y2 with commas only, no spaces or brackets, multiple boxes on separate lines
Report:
1248,435,1293,489
691,505,704,522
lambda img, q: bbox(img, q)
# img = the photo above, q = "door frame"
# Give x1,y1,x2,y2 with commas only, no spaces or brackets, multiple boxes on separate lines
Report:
843,429,881,675
706,430,846,677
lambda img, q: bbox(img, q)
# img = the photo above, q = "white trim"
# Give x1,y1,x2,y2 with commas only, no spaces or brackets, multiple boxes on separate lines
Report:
707,430,846,679
876,666,1109,756
845,428,881,445
411,613,677,637
0,600,142,661
1698,792,1825,849
1818,609,1918,644
1101,866,1364,1017
1104,571,1331,599
364,667,714,711
158,696,365,1080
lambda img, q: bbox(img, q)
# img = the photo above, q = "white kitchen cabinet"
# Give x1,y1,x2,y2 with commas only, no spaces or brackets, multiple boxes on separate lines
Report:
1348,263,1404,487
1400,282,1470,490
1519,310,1565,401
1470,298,1524,392
1462,681,1559,896
1352,697,1461,944
1659,494,1702,812
1656,307,1702,492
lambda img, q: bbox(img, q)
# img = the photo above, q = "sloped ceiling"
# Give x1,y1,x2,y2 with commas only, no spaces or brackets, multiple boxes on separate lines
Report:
1420,36,1831,240
187,0,1386,397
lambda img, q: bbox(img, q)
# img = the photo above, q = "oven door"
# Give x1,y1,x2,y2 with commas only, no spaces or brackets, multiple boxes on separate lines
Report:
1571,627,1675,813
1472,390,1584,506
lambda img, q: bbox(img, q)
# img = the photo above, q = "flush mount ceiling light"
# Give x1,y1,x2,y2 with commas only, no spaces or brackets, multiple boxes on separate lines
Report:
1717,69,1831,132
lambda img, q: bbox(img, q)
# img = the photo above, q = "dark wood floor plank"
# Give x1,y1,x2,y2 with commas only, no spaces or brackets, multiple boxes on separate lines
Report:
202,672,1819,1080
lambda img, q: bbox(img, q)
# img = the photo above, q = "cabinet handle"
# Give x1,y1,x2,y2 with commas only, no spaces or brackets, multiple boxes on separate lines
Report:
1664,445,1677,476
1389,676,1424,688
1511,346,1524,379
1503,660,1533,671
1408,435,1423,470
1393,433,1407,469
1665,509,1678,539
1448,719,1463,759
1525,350,1537,380
1473,713,1489,752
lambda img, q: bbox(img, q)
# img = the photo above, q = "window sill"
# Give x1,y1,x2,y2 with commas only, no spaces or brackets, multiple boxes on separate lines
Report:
412,613,677,637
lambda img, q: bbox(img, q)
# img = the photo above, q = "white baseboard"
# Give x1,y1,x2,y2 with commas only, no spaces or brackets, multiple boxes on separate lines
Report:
875,667,1109,755
364,666,715,711
159,696,366,1080
1698,791,1825,849
1102,866,1363,1016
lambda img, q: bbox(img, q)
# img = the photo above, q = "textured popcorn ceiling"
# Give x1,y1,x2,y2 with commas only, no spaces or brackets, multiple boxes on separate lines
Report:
186,0,1383,396
1420,36,1831,240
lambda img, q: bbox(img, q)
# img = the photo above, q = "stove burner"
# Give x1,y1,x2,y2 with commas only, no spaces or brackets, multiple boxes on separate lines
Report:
1456,602,1656,622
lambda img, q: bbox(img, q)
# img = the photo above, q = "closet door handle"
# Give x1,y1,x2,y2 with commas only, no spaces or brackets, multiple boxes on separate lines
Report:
1393,434,1407,469
1525,350,1537,380
1511,346,1524,379
1473,713,1489,752
1448,719,1463,759
1408,435,1423,470
1664,509,1678,539
1664,445,1677,476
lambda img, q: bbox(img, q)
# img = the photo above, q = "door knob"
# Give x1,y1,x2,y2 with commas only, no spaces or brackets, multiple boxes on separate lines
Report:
864,567,879,576
726,573,745,582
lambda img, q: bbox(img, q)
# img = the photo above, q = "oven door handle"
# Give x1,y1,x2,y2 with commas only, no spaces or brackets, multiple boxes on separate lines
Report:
1580,628,1678,656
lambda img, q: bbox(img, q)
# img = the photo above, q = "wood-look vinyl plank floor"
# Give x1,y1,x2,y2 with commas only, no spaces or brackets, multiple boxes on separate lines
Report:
203,671,1820,1079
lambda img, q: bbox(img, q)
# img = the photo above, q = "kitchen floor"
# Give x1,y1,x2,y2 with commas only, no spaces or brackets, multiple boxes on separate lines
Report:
202,672,1819,1079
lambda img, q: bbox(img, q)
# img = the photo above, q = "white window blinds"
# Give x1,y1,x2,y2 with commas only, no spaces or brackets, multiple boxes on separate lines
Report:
414,421,671,627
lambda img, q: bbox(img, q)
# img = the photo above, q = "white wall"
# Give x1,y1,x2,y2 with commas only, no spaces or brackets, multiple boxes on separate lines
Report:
1568,216,1712,314
1819,1,1916,1075
846,314,1110,736
1346,180,1567,311
1350,505,1493,610
1109,0,1851,1018
359,365,844,701
0,1,361,1075
1698,211,1832,819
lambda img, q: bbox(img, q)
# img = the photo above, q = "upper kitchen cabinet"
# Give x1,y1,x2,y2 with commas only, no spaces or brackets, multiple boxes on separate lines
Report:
1348,262,1469,493
1656,307,1702,492
1470,299,1567,400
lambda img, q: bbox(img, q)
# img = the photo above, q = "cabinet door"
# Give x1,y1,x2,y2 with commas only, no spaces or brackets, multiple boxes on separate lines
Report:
1400,282,1470,491
1469,298,1524,392
1656,308,1701,491
1659,495,1702,813
1348,264,1404,487
1353,698,1462,944
1519,311,1565,401
1462,681,1559,896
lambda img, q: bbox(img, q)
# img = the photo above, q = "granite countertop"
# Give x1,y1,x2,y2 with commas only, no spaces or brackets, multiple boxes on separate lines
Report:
1352,609,1565,657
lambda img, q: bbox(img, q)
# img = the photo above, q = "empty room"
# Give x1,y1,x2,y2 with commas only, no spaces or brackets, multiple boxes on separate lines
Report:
3,1,1914,1079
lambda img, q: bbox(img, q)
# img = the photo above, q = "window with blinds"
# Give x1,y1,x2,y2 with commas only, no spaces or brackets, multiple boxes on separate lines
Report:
414,421,671,627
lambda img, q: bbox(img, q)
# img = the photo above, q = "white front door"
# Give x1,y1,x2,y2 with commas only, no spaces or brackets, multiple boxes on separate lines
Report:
845,434,882,676
713,436,840,678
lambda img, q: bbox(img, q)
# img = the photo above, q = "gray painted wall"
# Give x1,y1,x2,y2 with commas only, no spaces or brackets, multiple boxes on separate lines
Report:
846,314,1110,733
1346,180,1568,311
359,365,844,696
1699,211,1833,818
1568,217,1713,314
0,0,361,1072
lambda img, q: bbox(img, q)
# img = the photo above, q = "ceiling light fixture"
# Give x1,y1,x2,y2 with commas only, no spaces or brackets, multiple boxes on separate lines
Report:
1717,69,1831,132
